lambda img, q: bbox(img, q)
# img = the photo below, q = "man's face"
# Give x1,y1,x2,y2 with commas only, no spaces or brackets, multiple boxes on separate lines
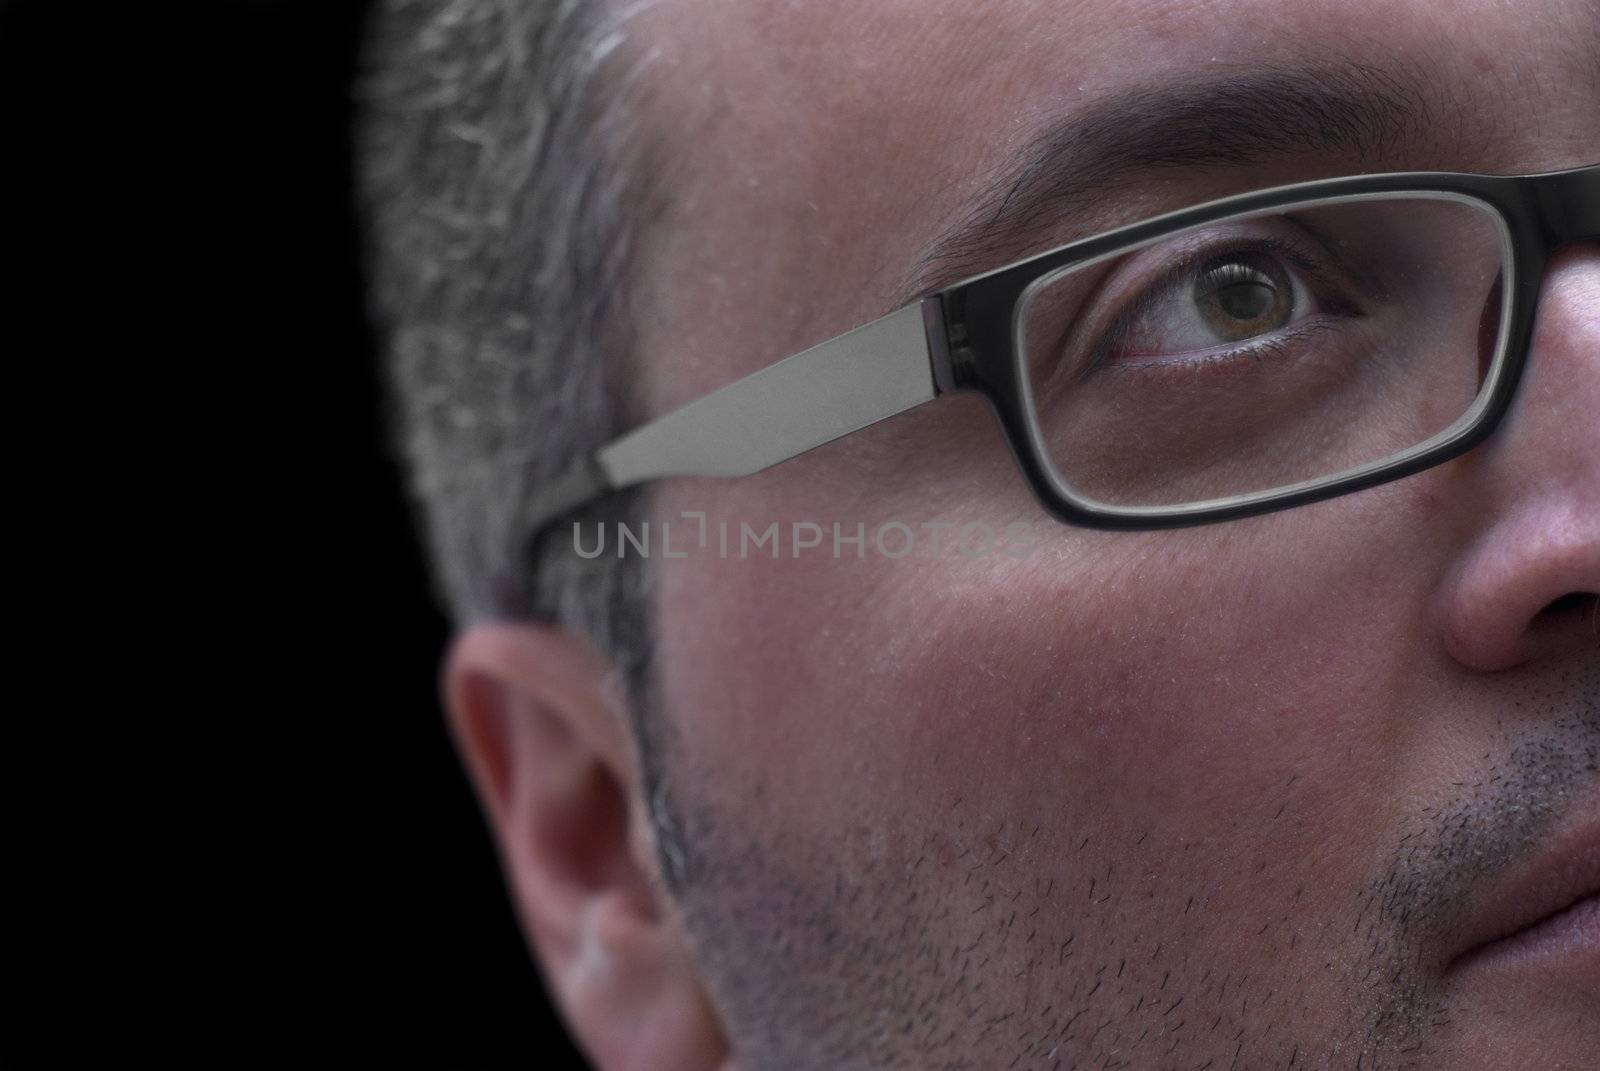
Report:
612,1,1599,1067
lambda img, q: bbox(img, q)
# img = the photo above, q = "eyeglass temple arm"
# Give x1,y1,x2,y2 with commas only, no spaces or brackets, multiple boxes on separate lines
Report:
526,299,948,533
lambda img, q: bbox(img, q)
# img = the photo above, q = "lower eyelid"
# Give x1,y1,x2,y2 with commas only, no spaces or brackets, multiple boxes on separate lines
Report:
1103,317,1346,375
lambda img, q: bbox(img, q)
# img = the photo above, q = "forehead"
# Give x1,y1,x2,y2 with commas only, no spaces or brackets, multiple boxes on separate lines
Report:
625,0,1596,405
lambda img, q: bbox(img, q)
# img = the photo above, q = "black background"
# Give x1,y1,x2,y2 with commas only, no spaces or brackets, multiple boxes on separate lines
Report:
0,1,591,1064
240,2,590,1065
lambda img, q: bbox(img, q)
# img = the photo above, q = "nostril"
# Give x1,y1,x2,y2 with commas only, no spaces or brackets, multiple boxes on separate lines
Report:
1538,591,1598,619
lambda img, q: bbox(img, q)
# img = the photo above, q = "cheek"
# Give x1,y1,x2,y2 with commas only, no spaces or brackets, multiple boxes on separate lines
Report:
654,471,1443,874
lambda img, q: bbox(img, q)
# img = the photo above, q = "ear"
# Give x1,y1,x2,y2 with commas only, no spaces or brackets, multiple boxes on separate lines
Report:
444,621,732,1071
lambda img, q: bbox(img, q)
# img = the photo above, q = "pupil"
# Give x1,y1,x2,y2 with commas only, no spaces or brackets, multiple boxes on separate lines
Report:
1217,282,1274,321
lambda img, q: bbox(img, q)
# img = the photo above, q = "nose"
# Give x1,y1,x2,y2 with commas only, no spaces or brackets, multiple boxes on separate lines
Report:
1434,242,1600,672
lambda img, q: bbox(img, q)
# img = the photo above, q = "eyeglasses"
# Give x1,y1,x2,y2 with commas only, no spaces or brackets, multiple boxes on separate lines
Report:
530,164,1598,533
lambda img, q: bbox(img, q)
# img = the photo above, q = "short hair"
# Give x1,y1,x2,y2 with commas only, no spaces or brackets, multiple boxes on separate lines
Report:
356,0,688,882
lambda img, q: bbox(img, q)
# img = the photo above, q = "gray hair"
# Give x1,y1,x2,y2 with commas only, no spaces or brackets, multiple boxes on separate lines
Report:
356,0,687,883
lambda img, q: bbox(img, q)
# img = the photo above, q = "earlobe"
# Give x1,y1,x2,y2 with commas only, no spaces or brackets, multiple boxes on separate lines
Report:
443,622,732,1071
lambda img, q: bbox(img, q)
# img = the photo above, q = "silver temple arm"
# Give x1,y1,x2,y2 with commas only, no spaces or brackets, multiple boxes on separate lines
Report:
527,301,942,532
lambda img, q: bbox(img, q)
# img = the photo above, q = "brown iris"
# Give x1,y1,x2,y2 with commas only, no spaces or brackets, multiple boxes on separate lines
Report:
1192,252,1294,342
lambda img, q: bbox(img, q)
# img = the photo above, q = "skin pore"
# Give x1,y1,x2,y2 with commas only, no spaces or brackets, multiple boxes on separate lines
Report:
446,1,1599,1068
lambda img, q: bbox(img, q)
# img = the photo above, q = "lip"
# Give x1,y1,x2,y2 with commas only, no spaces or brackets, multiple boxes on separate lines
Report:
1447,801,1600,977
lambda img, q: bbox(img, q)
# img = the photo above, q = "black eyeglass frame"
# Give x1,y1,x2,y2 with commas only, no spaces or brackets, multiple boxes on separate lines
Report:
529,164,1598,535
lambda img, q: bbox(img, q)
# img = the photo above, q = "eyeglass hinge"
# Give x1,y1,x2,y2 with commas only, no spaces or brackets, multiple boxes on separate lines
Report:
921,294,972,394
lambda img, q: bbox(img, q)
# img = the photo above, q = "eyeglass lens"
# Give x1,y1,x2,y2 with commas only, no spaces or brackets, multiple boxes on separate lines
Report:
1021,193,1509,510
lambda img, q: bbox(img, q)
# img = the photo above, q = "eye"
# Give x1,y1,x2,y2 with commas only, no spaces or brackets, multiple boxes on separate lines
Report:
1110,244,1321,361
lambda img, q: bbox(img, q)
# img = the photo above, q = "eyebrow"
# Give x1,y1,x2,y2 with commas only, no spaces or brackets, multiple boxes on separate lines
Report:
898,58,1449,300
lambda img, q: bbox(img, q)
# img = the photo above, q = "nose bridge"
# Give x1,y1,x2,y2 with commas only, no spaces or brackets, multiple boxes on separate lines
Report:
1532,165,1600,243
1514,217,1598,482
